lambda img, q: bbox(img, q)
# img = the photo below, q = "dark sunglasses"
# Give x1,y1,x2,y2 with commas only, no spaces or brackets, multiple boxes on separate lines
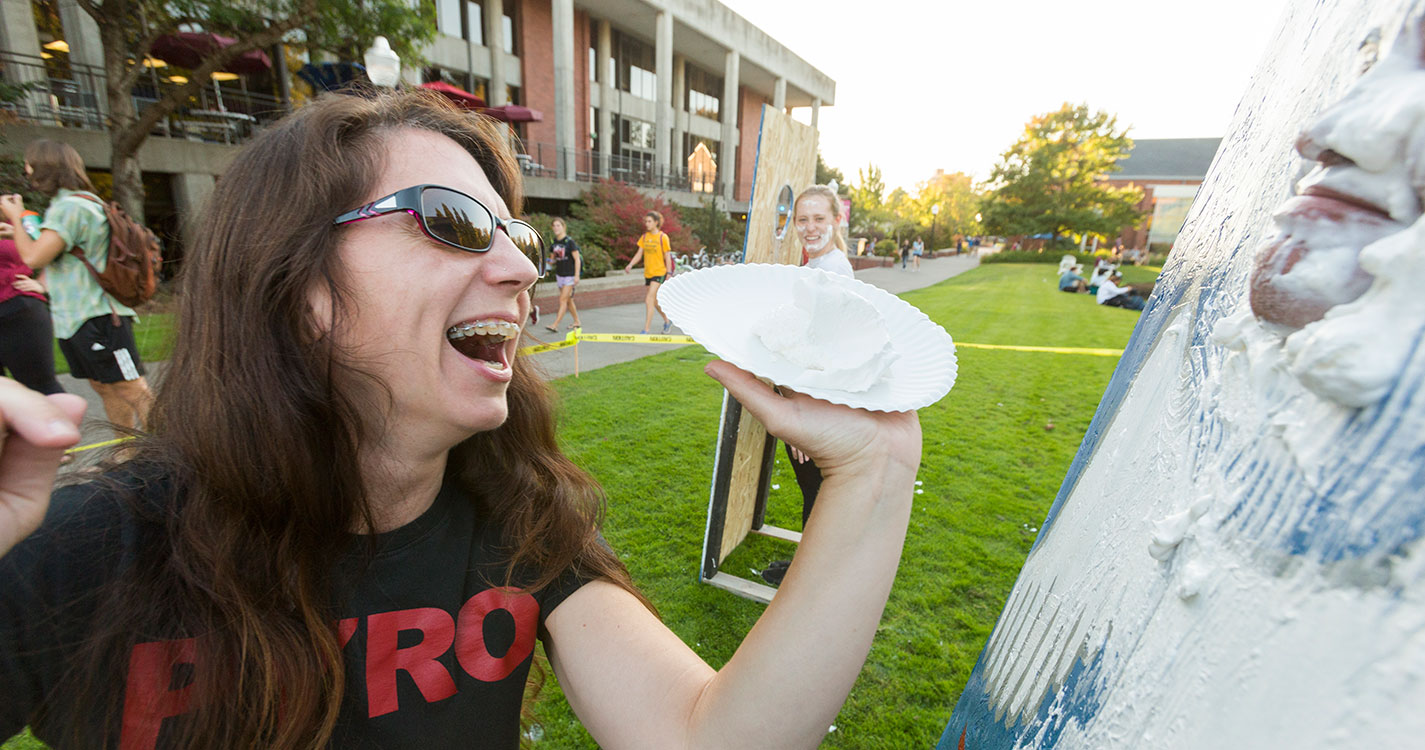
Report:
333,184,546,275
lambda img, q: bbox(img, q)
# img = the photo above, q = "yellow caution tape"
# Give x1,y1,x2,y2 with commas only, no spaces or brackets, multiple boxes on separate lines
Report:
573,332,696,345
518,329,581,356
65,435,135,454
516,329,1117,359
956,342,1123,357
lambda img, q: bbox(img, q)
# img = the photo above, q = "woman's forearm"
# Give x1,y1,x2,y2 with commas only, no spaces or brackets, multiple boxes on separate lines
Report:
685,457,917,750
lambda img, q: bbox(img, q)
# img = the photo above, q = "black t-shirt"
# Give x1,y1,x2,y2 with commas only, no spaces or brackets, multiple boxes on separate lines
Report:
0,472,591,748
550,236,579,278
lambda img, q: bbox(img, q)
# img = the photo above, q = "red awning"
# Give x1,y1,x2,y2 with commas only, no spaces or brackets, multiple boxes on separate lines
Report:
417,82,541,122
150,32,272,75
480,104,543,123
419,81,487,110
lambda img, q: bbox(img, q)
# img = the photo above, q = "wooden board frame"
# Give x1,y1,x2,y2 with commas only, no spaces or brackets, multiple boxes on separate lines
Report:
698,391,802,605
699,104,817,604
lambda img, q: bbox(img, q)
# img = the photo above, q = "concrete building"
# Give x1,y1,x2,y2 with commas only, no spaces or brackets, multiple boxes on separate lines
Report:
0,0,834,254
1105,137,1221,252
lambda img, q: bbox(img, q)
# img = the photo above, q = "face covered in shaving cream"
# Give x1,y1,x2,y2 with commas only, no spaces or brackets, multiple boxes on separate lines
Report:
795,193,839,257
318,128,538,448
1249,14,1425,329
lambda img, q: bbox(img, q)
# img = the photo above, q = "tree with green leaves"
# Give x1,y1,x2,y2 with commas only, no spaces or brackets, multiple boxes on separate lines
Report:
848,163,894,241
815,151,845,193
979,103,1143,244
685,196,745,256
911,171,980,250
70,0,436,219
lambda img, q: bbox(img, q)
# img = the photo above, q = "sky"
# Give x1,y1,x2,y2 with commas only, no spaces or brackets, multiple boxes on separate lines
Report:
717,0,1292,192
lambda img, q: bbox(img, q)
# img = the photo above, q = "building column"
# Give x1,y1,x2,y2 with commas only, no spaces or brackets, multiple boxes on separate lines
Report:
672,54,686,175
720,49,739,201
773,76,786,111
597,19,613,178
57,0,103,70
0,0,46,111
552,0,576,180
170,173,216,248
811,97,821,129
486,0,506,105
654,10,673,176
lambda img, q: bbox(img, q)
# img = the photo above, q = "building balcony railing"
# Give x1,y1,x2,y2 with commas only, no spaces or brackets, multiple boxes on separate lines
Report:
0,50,754,202
517,141,733,198
0,51,287,145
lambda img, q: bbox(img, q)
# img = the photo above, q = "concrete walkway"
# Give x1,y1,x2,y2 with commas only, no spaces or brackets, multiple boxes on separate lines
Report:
58,253,980,464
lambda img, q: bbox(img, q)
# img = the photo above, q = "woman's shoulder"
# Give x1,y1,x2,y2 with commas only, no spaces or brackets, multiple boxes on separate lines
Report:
2,466,173,590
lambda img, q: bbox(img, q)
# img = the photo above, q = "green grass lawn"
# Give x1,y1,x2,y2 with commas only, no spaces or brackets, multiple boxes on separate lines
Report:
4,264,1145,749
50,312,174,376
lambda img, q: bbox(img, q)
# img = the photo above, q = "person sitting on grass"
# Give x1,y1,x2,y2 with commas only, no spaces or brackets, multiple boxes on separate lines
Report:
0,89,924,750
1088,259,1115,295
1058,264,1087,293
1097,271,1146,310
624,211,673,334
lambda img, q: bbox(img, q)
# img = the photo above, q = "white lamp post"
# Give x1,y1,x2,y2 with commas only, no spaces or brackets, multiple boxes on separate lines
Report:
930,203,940,252
364,36,401,88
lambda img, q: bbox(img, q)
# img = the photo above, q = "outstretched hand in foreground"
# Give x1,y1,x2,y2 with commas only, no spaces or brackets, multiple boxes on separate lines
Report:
0,378,86,559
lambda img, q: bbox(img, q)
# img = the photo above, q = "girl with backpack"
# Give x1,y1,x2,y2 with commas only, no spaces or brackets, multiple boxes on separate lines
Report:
0,140,153,436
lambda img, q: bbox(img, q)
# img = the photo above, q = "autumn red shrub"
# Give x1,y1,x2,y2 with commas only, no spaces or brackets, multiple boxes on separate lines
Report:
571,180,696,266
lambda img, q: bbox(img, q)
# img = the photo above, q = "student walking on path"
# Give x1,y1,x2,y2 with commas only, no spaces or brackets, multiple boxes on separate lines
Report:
545,217,582,331
624,211,673,334
0,140,152,435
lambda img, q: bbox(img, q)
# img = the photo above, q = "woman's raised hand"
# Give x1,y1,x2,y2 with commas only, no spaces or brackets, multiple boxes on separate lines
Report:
0,378,86,559
703,360,921,477
12,275,44,294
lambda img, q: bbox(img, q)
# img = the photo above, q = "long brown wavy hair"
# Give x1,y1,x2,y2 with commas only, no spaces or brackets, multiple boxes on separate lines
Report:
24,139,96,196
61,89,644,747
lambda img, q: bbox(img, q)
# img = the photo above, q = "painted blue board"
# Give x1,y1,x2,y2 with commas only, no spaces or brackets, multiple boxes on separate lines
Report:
940,1,1425,747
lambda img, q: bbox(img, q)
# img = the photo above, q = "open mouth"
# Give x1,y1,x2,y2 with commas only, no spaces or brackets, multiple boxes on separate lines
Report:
446,319,519,371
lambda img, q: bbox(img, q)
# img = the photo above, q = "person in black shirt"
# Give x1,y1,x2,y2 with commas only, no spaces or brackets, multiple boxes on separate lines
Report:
0,89,923,750
544,216,582,331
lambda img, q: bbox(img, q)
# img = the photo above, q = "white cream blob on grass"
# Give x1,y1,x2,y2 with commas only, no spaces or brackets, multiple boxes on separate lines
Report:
751,274,898,392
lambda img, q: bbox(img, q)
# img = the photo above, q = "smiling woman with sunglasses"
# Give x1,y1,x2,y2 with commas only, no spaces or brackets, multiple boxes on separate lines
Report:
0,90,921,749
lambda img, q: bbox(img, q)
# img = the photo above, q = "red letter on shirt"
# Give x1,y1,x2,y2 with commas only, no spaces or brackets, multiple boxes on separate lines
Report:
120,638,197,750
454,589,538,682
365,607,457,718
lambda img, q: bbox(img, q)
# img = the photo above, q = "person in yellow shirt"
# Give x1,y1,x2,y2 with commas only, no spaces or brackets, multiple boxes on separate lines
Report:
623,211,674,334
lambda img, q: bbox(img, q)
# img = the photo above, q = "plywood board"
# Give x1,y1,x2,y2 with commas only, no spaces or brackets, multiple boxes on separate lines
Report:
719,404,773,561
743,104,818,266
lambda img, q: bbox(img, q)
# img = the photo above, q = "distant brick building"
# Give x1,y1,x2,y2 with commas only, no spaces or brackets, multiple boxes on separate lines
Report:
1106,138,1221,252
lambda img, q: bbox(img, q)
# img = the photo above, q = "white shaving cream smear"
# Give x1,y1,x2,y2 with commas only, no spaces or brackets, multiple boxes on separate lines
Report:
752,273,897,392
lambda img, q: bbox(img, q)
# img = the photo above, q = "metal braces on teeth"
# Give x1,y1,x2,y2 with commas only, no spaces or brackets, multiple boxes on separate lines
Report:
447,320,520,341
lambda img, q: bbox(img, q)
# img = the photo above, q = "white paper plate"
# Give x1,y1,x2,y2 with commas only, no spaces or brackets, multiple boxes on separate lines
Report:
659,264,957,411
